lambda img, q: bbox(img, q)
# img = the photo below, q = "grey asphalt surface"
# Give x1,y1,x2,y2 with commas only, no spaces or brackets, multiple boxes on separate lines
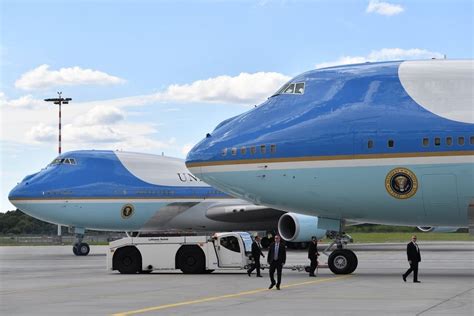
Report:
1,242,473,316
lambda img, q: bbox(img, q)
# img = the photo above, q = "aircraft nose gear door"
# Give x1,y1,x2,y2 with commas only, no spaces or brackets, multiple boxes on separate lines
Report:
217,235,243,267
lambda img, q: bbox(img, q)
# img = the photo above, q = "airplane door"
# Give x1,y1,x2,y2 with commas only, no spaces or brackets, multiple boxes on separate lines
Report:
217,235,243,267
421,174,460,221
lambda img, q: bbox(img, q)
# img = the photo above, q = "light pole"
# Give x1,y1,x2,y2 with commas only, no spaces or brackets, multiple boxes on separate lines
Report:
44,92,72,237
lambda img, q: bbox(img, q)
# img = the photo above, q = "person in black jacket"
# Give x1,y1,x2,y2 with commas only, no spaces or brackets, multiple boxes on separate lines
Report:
403,235,421,283
308,236,320,277
247,236,265,277
267,235,286,290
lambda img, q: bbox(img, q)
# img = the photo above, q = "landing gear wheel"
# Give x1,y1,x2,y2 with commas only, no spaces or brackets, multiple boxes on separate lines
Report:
114,246,142,274
77,243,90,256
177,247,205,274
328,249,358,274
72,245,79,256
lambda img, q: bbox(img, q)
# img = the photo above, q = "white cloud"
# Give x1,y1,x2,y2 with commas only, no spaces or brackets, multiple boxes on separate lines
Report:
0,93,44,108
156,72,290,105
15,64,125,90
78,106,125,125
366,0,404,16
315,48,444,69
25,123,56,143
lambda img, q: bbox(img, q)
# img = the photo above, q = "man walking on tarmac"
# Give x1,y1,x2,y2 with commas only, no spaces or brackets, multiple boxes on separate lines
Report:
402,235,421,283
267,235,286,290
247,236,265,277
308,236,320,277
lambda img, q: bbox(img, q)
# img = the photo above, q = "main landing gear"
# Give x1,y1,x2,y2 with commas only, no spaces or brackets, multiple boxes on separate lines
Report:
72,227,90,256
323,231,358,274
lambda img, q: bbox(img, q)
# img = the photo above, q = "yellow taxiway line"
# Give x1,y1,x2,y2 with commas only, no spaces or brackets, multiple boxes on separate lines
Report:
112,275,353,316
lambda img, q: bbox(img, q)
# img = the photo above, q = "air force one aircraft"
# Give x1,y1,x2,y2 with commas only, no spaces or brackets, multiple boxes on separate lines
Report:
8,151,288,256
186,59,473,273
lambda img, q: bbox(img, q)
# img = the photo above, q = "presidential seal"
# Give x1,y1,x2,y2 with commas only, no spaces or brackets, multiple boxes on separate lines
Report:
121,204,134,219
385,168,418,199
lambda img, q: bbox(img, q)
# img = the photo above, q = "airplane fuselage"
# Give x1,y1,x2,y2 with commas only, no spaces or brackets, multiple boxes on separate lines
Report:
186,60,474,227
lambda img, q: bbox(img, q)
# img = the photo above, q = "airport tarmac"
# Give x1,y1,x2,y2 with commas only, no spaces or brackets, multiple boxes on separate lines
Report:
1,242,473,316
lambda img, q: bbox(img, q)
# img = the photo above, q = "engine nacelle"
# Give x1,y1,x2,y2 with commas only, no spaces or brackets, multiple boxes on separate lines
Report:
417,226,459,233
278,213,326,242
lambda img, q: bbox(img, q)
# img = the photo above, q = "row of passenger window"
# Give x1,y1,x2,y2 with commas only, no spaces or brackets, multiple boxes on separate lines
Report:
366,136,474,149
422,136,474,147
222,144,277,157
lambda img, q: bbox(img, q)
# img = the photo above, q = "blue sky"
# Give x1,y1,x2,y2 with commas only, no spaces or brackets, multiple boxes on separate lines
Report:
1,0,473,211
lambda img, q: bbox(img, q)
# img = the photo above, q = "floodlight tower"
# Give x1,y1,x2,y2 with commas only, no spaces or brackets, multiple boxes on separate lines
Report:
44,92,71,154
44,92,72,237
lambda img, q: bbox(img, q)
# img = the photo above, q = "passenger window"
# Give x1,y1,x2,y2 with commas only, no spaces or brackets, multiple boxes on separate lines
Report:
231,148,237,156
294,83,305,94
221,148,227,156
283,84,295,94
250,146,256,155
388,140,394,148
446,137,452,146
240,147,246,155
458,137,465,145
470,136,474,145
270,144,277,154
422,138,429,147
260,145,266,154
220,236,240,253
368,140,373,149
434,137,441,146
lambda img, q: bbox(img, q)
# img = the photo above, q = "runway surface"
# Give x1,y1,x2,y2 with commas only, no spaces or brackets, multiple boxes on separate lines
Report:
1,242,473,316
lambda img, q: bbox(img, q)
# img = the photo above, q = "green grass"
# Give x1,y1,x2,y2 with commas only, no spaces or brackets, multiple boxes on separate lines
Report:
345,232,474,243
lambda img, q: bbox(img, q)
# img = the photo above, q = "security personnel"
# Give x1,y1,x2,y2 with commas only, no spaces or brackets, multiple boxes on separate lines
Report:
247,236,265,277
403,235,421,283
308,236,319,277
267,235,286,290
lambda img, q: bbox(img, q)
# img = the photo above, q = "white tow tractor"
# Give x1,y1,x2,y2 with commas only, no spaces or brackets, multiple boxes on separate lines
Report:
108,232,259,274
107,232,320,274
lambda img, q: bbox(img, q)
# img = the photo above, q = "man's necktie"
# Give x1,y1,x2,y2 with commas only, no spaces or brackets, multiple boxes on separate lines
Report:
274,243,279,260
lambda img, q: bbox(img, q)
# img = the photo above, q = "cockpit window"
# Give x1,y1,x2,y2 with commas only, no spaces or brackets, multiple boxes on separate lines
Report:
272,82,305,96
295,82,305,94
49,157,77,166
283,83,295,94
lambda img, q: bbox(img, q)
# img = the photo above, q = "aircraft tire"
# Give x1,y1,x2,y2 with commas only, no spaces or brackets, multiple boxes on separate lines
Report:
77,243,90,256
114,246,142,274
177,246,205,274
328,249,358,274
72,245,79,256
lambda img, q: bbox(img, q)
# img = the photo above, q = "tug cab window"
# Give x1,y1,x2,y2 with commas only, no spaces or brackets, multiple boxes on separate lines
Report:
220,236,240,253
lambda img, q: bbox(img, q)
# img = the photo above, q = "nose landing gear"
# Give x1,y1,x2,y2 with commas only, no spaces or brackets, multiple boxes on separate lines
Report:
72,227,90,256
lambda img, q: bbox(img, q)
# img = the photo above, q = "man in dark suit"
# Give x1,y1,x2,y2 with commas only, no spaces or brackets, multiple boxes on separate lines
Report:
247,236,265,277
403,235,421,283
308,236,320,277
267,235,286,290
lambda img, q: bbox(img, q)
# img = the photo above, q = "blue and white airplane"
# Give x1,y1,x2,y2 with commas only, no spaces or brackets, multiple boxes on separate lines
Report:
186,59,473,274
8,150,288,256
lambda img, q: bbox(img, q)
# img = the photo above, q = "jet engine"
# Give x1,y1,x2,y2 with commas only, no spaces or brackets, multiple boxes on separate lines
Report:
416,226,459,233
278,213,326,242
